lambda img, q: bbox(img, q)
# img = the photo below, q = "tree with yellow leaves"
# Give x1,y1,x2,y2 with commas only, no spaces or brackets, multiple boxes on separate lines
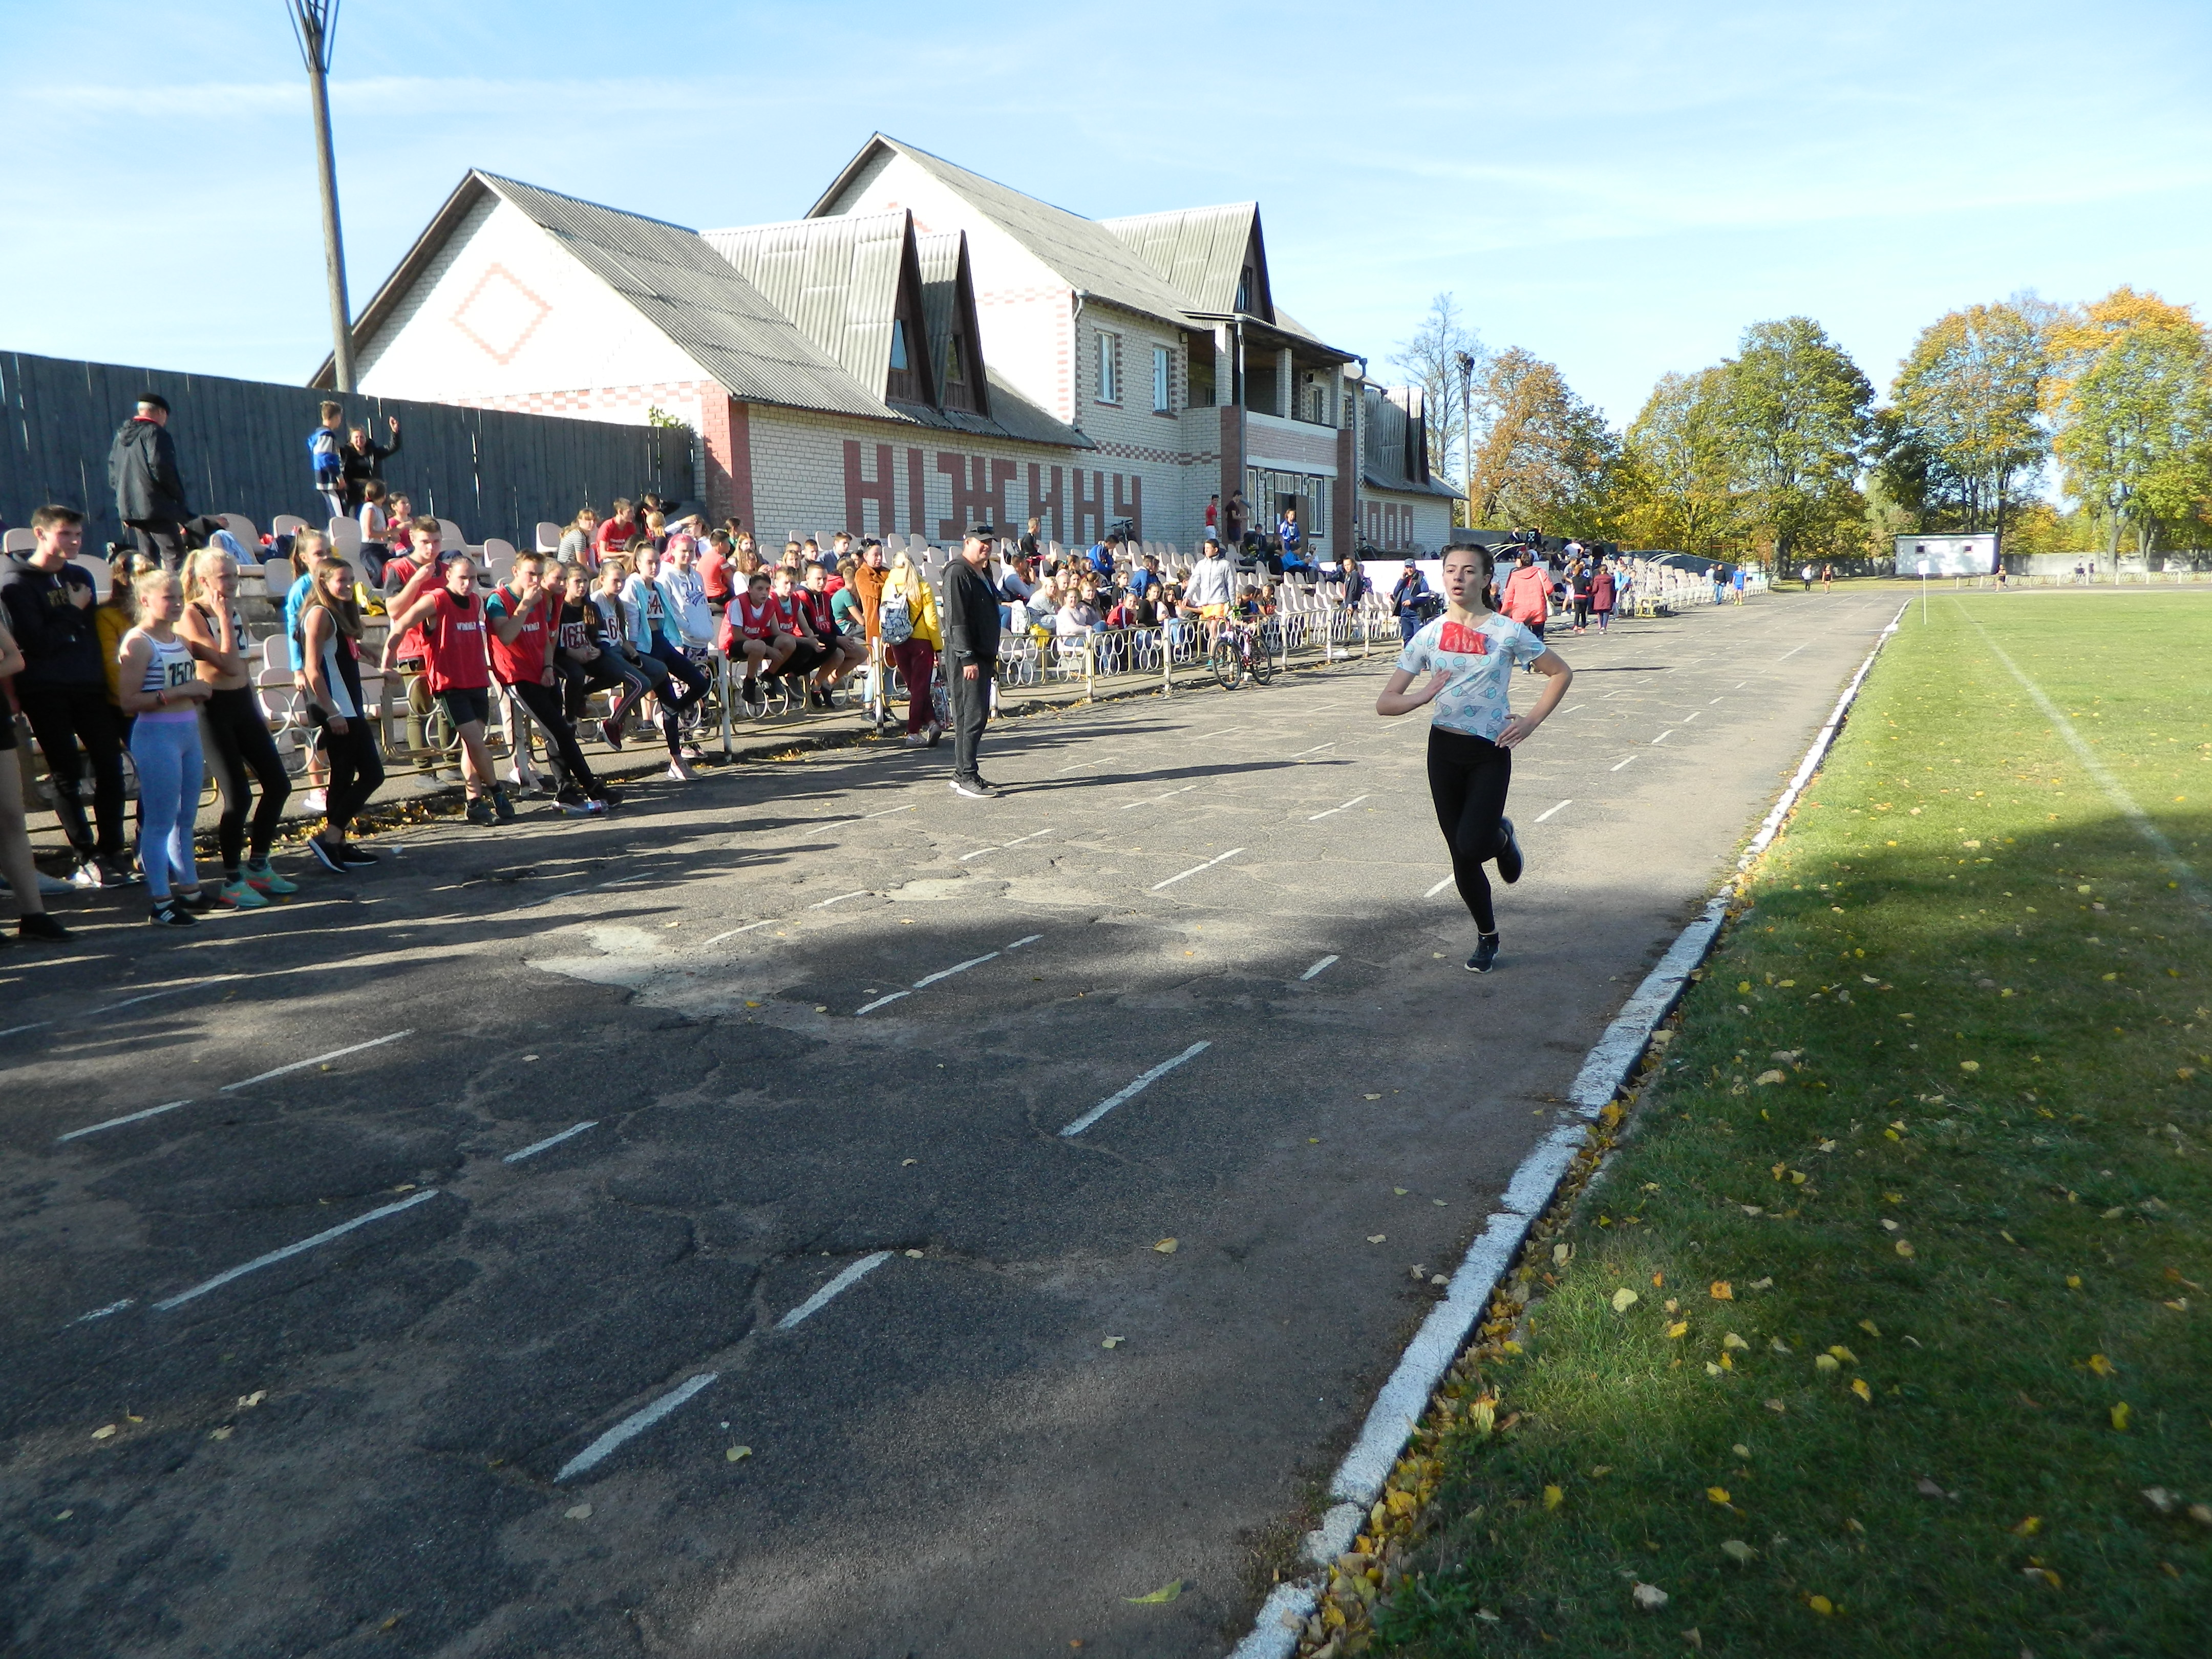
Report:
1466,348,1620,537
2044,287,2212,558
1619,368,1743,557
1881,299,2052,537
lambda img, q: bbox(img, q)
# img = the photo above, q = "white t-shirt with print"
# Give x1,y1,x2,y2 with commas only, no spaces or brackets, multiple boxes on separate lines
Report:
1396,611,1545,741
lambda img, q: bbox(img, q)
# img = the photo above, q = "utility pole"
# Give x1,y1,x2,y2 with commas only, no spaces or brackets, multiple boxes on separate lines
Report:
1454,350,1476,527
289,0,354,392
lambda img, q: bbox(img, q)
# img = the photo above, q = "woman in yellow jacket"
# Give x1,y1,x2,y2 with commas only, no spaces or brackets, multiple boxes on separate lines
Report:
882,547,944,747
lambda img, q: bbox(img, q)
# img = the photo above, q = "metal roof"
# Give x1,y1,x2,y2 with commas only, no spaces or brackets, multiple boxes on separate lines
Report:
476,173,896,422
1100,202,1264,318
808,136,1200,332
699,212,913,406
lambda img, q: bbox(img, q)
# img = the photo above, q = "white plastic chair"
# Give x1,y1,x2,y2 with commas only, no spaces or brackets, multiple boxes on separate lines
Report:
73,558,112,601
220,514,262,561
271,515,309,539
260,562,295,604
480,539,518,586
535,521,563,555
1,528,33,555
437,519,464,551
327,517,364,557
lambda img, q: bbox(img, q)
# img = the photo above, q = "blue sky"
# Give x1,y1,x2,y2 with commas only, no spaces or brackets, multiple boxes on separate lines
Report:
3,0,2206,434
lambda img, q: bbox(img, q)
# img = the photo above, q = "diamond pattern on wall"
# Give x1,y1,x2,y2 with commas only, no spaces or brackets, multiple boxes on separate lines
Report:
450,264,552,365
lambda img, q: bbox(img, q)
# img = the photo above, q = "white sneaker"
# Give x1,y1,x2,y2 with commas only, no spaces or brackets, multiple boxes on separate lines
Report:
667,759,697,782
302,788,328,814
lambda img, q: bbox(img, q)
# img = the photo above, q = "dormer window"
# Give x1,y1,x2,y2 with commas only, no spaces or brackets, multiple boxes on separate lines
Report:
945,336,965,384
890,319,910,372
1236,267,1253,313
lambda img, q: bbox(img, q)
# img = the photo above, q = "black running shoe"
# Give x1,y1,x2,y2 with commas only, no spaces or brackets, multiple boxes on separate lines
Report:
149,897,198,927
16,912,71,943
306,837,349,874
594,785,624,808
338,843,380,866
949,775,999,800
1495,818,1524,884
464,796,496,827
492,788,517,824
1466,933,1501,973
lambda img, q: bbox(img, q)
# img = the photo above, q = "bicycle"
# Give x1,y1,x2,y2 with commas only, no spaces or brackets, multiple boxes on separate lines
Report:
1207,609,1279,690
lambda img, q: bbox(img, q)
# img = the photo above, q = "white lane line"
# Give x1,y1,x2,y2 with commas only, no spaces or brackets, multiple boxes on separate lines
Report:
967,826,1055,858
1423,875,1456,899
1006,933,1044,950
1709,697,1724,705
72,1298,136,1324
219,1030,413,1093
1557,704,1583,715
1776,640,1811,661
504,1122,599,1163
958,845,1003,860
854,991,911,1015
1734,679,1750,689
1152,847,1246,890
1290,742,1336,758
1005,828,1054,848
1964,611,2211,915
57,1099,195,1143
1193,726,1249,741
834,803,916,824
1301,955,1339,981
700,920,777,947
1056,760,1099,772
776,1251,893,1330
913,950,999,989
0,1021,54,1039
555,1372,717,1483
1652,729,1673,745
150,1189,441,1311
1120,784,1198,810
1611,754,1639,772
1534,799,1572,823
1059,1041,1211,1137
1307,795,1370,821
91,977,240,1015
810,890,873,908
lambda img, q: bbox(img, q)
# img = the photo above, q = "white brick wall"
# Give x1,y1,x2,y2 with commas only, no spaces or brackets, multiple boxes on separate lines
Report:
1360,490,1454,556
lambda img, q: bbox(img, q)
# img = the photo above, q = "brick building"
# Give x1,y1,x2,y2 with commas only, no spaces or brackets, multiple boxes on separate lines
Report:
318,135,1460,557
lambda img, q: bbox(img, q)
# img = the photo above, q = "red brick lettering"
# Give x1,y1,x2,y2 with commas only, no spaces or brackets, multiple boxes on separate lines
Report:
1028,463,1064,541
1111,473,1142,539
843,440,897,537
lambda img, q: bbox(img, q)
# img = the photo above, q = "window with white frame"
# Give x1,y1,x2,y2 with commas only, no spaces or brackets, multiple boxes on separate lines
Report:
1096,330,1119,404
1152,344,1172,413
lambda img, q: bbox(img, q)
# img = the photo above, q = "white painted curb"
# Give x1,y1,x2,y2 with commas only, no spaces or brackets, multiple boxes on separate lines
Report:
1234,602,1908,1656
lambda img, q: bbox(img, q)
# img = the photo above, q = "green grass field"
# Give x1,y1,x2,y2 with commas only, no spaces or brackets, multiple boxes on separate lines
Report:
1353,590,2212,1656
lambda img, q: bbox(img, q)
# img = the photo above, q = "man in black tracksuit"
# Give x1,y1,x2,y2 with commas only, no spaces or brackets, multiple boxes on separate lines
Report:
107,392,192,570
0,505,132,884
942,525,1003,799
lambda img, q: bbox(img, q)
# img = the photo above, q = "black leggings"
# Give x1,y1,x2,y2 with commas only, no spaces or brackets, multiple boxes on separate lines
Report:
16,682,126,859
1428,727,1513,933
644,640,708,757
506,679,602,797
321,715,385,836
201,686,290,875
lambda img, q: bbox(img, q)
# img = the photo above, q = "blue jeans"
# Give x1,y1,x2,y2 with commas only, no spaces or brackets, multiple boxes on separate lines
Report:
131,717,203,898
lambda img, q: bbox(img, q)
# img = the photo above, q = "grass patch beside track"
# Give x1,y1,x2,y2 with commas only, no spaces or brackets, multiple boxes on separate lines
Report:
1346,592,2212,1655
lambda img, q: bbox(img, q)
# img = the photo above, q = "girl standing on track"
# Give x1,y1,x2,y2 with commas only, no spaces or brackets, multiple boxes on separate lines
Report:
299,557,386,872
180,545,295,905
117,568,222,926
1375,543,1572,974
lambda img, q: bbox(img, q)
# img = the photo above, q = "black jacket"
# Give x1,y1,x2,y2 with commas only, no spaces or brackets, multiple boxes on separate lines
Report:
108,416,189,522
942,557,1002,665
342,430,401,508
0,553,105,688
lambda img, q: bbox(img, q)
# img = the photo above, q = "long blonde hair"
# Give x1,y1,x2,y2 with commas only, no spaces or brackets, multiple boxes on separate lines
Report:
888,549,928,605
184,545,235,613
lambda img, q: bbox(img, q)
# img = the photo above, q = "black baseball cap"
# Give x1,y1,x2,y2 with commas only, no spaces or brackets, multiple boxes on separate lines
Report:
966,523,996,540
137,391,169,412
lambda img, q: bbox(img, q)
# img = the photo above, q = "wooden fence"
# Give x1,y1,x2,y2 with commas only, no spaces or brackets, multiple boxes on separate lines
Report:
0,349,694,549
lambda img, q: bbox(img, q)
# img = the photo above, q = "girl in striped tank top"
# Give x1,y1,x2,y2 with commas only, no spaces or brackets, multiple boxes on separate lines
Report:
117,568,222,926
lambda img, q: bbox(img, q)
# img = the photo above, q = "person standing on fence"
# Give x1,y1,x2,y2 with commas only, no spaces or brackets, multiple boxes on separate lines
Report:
1375,542,1570,975
1,506,133,887
943,526,1002,799
341,415,402,512
308,401,349,523
108,393,192,571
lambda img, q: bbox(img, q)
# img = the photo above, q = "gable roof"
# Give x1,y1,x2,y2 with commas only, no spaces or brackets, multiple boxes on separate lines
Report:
807,135,1198,331
916,230,990,417
1100,202,1269,320
317,169,1086,448
699,211,926,408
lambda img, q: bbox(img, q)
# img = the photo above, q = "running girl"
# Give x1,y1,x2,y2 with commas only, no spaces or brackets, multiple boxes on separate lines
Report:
1375,543,1572,973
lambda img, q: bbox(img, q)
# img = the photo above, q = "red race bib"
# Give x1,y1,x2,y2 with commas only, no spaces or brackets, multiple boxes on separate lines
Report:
1438,620,1489,655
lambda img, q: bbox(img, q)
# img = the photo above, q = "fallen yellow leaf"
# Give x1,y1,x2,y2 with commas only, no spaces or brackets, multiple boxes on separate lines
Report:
1764,1398,1786,1413
1858,1320,1882,1338
1720,1539,1757,1564
1706,1486,1731,1504
2087,1353,2115,1377
1154,1238,1178,1254
90,1426,116,1441
1666,1321,1690,1339
1807,1594,1835,1615
1851,1378,1873,1403
1754,1070,1786,1087
2111,1402,2132,1431
1368,1234,1387,1244
1612,1287,1640,1313
1543,1484,1563,1509
1896,1240,1916,1259
1125,1579,1182,1605
1711,1281,1734,1301
1815,1354,1840,1374
726,1445,752,1461
1828,1345,1858,1364
1722,1333,1749,1351
1102,1336,1123,1349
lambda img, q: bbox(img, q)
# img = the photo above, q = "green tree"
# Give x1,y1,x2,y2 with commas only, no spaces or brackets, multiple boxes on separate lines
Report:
1883,300,2051,536
2046,288,2212,557
1721,317,1874,566
1467,348,1620,536
1618,367,1741,555
1392,292,1484,512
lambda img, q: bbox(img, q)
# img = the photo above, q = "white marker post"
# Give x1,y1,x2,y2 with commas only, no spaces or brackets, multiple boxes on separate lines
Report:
1918,556,1930,624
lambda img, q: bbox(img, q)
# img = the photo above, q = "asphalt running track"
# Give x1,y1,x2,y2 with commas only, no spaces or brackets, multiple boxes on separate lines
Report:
1,590,1900,1658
